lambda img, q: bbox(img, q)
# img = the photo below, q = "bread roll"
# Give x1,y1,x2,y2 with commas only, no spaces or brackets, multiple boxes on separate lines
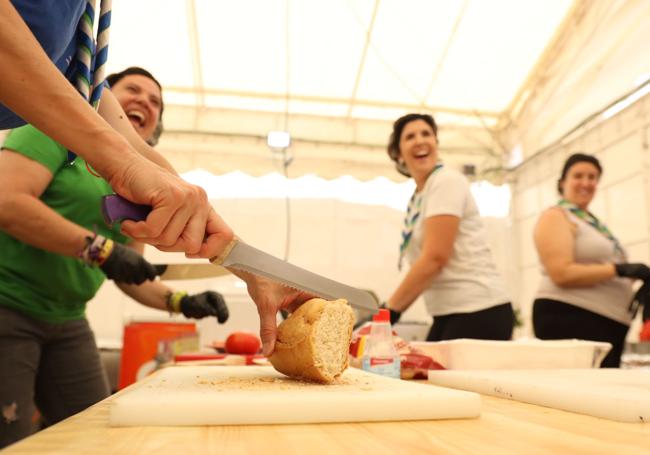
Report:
269,298,355,383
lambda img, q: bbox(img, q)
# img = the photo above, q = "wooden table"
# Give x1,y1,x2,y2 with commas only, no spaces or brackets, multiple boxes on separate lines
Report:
4,380,649,455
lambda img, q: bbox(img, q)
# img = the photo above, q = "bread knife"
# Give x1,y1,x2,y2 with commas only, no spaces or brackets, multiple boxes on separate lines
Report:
101,195,379,311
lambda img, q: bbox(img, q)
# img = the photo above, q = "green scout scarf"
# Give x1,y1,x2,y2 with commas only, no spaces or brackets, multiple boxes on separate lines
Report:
557,199,625,259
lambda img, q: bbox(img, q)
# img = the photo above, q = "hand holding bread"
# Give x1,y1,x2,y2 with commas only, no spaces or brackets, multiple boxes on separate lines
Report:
241,274,315,356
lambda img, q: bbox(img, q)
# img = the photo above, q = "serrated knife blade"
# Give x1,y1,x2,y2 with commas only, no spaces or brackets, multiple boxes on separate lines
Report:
211,240,377,311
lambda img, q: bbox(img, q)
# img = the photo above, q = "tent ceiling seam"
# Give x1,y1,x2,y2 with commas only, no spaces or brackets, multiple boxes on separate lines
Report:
346,0,421,105
284,0,290,131
347,0,380,119
164,85,500,118
420,0,469,108
186,0,204,110
162,129,494,155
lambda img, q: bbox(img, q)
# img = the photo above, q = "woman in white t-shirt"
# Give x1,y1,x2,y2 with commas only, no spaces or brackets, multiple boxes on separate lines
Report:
384,113,514,341
533,153,650,367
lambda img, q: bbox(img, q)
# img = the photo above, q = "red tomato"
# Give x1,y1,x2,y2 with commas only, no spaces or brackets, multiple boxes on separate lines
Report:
225,332,262,355
640,320,650,341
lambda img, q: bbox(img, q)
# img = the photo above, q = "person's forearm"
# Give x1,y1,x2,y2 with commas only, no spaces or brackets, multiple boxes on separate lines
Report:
98,89,177,174
117,279,173,311
0,2,137,180
549,263,616,288
117,241,172,310
0,194,91,256
387,256,445,312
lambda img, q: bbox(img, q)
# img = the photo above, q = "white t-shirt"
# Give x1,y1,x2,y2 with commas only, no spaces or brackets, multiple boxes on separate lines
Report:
404,167,510,316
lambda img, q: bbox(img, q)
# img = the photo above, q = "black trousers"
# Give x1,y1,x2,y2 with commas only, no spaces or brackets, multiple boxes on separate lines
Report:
533,298,629,368
0,306,109,448
426,303,514,342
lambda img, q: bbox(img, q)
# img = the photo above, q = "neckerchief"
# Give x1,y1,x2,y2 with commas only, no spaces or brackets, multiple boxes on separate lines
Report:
68,0,112,164
557,199,625,259
398,164,443,270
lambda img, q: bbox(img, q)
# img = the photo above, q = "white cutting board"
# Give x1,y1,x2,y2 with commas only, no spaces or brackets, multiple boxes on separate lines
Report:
110,366,480,426
428,369,650,423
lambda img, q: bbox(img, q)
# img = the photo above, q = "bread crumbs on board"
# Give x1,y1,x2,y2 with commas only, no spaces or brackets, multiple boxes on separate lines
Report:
194,371,375,392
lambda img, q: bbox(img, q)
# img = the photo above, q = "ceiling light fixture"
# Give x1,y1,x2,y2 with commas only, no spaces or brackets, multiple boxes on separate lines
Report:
267,130,291,150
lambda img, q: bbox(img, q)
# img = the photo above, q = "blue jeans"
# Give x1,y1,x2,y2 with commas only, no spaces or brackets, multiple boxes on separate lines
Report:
0,306,109,448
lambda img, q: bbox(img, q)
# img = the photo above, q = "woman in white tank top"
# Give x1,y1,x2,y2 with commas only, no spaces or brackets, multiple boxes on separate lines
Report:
533,153,650,367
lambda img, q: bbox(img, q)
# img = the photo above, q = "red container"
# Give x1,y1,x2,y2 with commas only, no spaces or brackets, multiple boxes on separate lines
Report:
118,321,196,390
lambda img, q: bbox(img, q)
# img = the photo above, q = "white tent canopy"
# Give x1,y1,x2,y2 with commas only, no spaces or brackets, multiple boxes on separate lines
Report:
104,0,650,180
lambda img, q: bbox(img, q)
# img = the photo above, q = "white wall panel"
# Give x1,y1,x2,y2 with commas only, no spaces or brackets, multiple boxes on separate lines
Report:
624,241,650,264
581,127,603,155
86,281,127,343
619,99,648,137
514,185,540,220
598,133,643,187
606,175,648,244
539,177,559,210
483,217,517,301
550,147,570,178
287,200,338,271
515,266,542,338
517,215,539,269
588,190,607,220
599,114,623,149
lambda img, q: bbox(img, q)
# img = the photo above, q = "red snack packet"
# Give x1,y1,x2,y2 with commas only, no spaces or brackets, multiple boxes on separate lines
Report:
400,353,445,379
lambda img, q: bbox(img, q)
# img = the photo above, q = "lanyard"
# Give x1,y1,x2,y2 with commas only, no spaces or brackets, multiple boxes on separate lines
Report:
398,164,443,270
68,0,112,164
557,199,625,259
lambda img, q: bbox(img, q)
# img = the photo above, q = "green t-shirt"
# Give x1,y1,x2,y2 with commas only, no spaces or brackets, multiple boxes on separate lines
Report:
0,124,130,323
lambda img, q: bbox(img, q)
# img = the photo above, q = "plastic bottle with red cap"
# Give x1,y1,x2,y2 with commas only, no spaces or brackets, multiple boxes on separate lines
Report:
361,309,401,379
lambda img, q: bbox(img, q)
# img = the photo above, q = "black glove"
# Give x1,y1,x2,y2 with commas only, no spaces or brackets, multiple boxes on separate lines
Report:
615,263,650,281
631,281,650,321
100,243,158,284
180,291,229,323
386,304,402,325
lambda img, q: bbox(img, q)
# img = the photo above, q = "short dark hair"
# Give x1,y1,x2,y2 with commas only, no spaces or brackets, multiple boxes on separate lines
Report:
106,67,164,145
557,152,603,194
387,113,438,177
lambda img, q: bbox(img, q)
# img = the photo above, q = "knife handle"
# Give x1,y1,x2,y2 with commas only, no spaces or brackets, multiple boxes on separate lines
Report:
101,194,151,225
209,237,239,265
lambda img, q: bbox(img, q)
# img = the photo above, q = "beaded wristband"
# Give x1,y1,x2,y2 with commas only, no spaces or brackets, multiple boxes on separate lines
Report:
79,234,114,267
166,291,188,314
